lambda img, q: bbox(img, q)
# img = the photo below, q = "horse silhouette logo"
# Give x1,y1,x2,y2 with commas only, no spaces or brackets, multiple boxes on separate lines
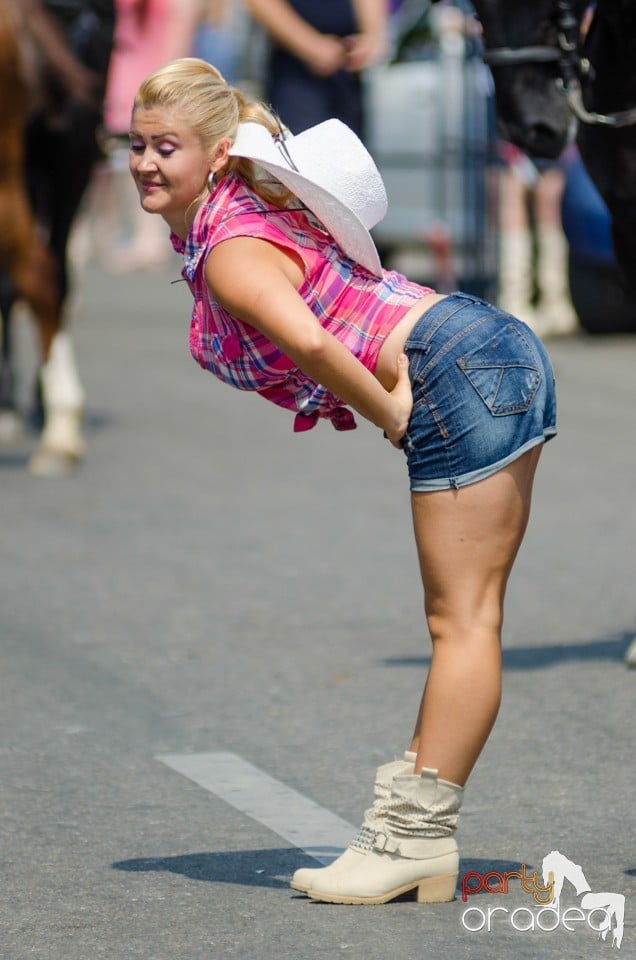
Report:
542,850,625,949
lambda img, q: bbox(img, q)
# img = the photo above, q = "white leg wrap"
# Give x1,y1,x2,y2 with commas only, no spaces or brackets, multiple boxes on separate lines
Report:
41,332,85,412
39,332,85,457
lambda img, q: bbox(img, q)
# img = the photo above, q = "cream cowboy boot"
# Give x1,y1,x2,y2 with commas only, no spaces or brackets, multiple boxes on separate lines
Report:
290,751,416,894
307,768,463,904
535,226,578,336
498,228,538,329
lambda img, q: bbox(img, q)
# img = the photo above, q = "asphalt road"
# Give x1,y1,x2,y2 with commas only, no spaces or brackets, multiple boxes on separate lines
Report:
1,258,634,960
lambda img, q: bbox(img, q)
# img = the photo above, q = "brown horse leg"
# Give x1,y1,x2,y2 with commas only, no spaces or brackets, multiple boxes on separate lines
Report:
15,240,86,475
12,237,58,355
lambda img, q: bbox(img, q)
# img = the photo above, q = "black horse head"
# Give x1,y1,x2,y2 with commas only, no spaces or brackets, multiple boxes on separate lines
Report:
472,0,636,285
575,0,636,281
471,0,588,158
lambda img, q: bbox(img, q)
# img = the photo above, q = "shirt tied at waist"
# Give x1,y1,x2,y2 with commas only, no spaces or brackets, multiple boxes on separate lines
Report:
293,406,357,433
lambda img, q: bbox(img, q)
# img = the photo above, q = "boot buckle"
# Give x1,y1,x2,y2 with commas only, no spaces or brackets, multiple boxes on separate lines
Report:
373,832,389,851
373,832,400,853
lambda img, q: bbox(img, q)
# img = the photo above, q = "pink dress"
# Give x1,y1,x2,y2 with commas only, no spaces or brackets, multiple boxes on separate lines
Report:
105,0,199,135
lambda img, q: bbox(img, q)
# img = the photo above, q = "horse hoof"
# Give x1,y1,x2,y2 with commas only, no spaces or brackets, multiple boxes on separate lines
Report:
0,410,24,445
28,447,81,477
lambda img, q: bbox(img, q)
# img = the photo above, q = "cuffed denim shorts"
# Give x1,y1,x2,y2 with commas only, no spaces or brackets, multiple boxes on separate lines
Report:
401,293,557,491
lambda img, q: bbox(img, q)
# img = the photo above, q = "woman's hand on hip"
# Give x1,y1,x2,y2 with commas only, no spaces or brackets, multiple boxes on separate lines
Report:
384,354,412,448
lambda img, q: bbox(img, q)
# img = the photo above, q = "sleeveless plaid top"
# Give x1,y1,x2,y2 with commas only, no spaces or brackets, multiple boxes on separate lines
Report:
171,173,432,432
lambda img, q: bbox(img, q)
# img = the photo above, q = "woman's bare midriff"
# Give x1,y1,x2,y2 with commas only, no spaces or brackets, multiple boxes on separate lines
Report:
374,293,446,390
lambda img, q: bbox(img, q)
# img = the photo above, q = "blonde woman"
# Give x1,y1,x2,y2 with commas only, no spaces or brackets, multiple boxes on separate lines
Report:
129,57,557,905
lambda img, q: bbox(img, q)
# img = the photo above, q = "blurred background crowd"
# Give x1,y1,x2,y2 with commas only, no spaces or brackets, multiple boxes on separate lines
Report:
55,0,636,337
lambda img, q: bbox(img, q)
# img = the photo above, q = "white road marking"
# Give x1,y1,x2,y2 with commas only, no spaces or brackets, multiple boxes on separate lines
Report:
157,751,355,865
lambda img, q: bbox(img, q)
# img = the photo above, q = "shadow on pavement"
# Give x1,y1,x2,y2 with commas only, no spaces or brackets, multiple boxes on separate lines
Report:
383,632,633,671
113,851,539,897
0,451,31,471
112,848,305,888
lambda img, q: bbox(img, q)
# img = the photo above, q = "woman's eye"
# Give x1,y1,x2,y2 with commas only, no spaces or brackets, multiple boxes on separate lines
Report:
129,142,175,157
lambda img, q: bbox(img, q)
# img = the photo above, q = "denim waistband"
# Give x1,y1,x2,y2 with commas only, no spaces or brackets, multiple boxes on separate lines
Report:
404,292,486,351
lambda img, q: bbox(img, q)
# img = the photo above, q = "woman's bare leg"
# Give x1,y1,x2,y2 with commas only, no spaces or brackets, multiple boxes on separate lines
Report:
408,446,542,786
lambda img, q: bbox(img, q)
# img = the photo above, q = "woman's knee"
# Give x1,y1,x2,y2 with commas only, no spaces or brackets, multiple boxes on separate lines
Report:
425,604,504,648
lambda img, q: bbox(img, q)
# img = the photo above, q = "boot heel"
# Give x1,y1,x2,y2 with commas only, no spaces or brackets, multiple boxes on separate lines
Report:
415,872,458,903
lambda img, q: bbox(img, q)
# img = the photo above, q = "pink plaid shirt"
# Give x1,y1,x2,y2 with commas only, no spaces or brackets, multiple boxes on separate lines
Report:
171,173,433,432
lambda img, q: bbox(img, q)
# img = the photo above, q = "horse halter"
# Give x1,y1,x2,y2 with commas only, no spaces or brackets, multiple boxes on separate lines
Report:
481,0,636,127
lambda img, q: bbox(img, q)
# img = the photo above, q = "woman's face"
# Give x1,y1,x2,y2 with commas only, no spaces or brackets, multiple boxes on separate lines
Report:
129,105,212,237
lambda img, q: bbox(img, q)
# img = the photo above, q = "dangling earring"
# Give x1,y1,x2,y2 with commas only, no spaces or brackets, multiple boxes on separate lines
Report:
207,170,217,192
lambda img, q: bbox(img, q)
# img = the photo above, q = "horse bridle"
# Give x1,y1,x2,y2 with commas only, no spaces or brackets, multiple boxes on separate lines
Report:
479,0,636,127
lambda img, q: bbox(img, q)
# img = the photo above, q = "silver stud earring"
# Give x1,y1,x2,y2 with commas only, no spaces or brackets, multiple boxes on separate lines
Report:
207,170,217,192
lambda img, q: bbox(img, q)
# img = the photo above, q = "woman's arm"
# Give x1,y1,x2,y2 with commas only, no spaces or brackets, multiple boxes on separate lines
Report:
24,0,100,105
346,0,388,72
244,0,345,76
205,237,412,442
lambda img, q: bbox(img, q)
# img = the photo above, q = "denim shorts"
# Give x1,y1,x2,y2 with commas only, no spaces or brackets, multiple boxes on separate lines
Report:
401,293,557,491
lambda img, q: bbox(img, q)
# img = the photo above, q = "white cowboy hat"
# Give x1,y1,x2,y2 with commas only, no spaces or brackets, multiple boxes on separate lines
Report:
228,119,387,276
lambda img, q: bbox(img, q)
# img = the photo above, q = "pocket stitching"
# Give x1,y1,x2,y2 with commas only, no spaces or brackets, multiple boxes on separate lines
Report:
458,360,540,415
456,322,542,416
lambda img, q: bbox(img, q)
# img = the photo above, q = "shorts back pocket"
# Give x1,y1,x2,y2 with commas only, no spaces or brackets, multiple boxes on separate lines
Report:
456,323,541,416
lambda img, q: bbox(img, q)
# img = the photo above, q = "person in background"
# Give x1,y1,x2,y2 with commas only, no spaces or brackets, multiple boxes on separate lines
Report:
193,0,242,84
244,0,388,136
97,0,200,271
498,142,578,337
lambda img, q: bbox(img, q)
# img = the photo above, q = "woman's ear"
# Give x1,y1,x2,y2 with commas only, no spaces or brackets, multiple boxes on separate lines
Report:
210,137,232,174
